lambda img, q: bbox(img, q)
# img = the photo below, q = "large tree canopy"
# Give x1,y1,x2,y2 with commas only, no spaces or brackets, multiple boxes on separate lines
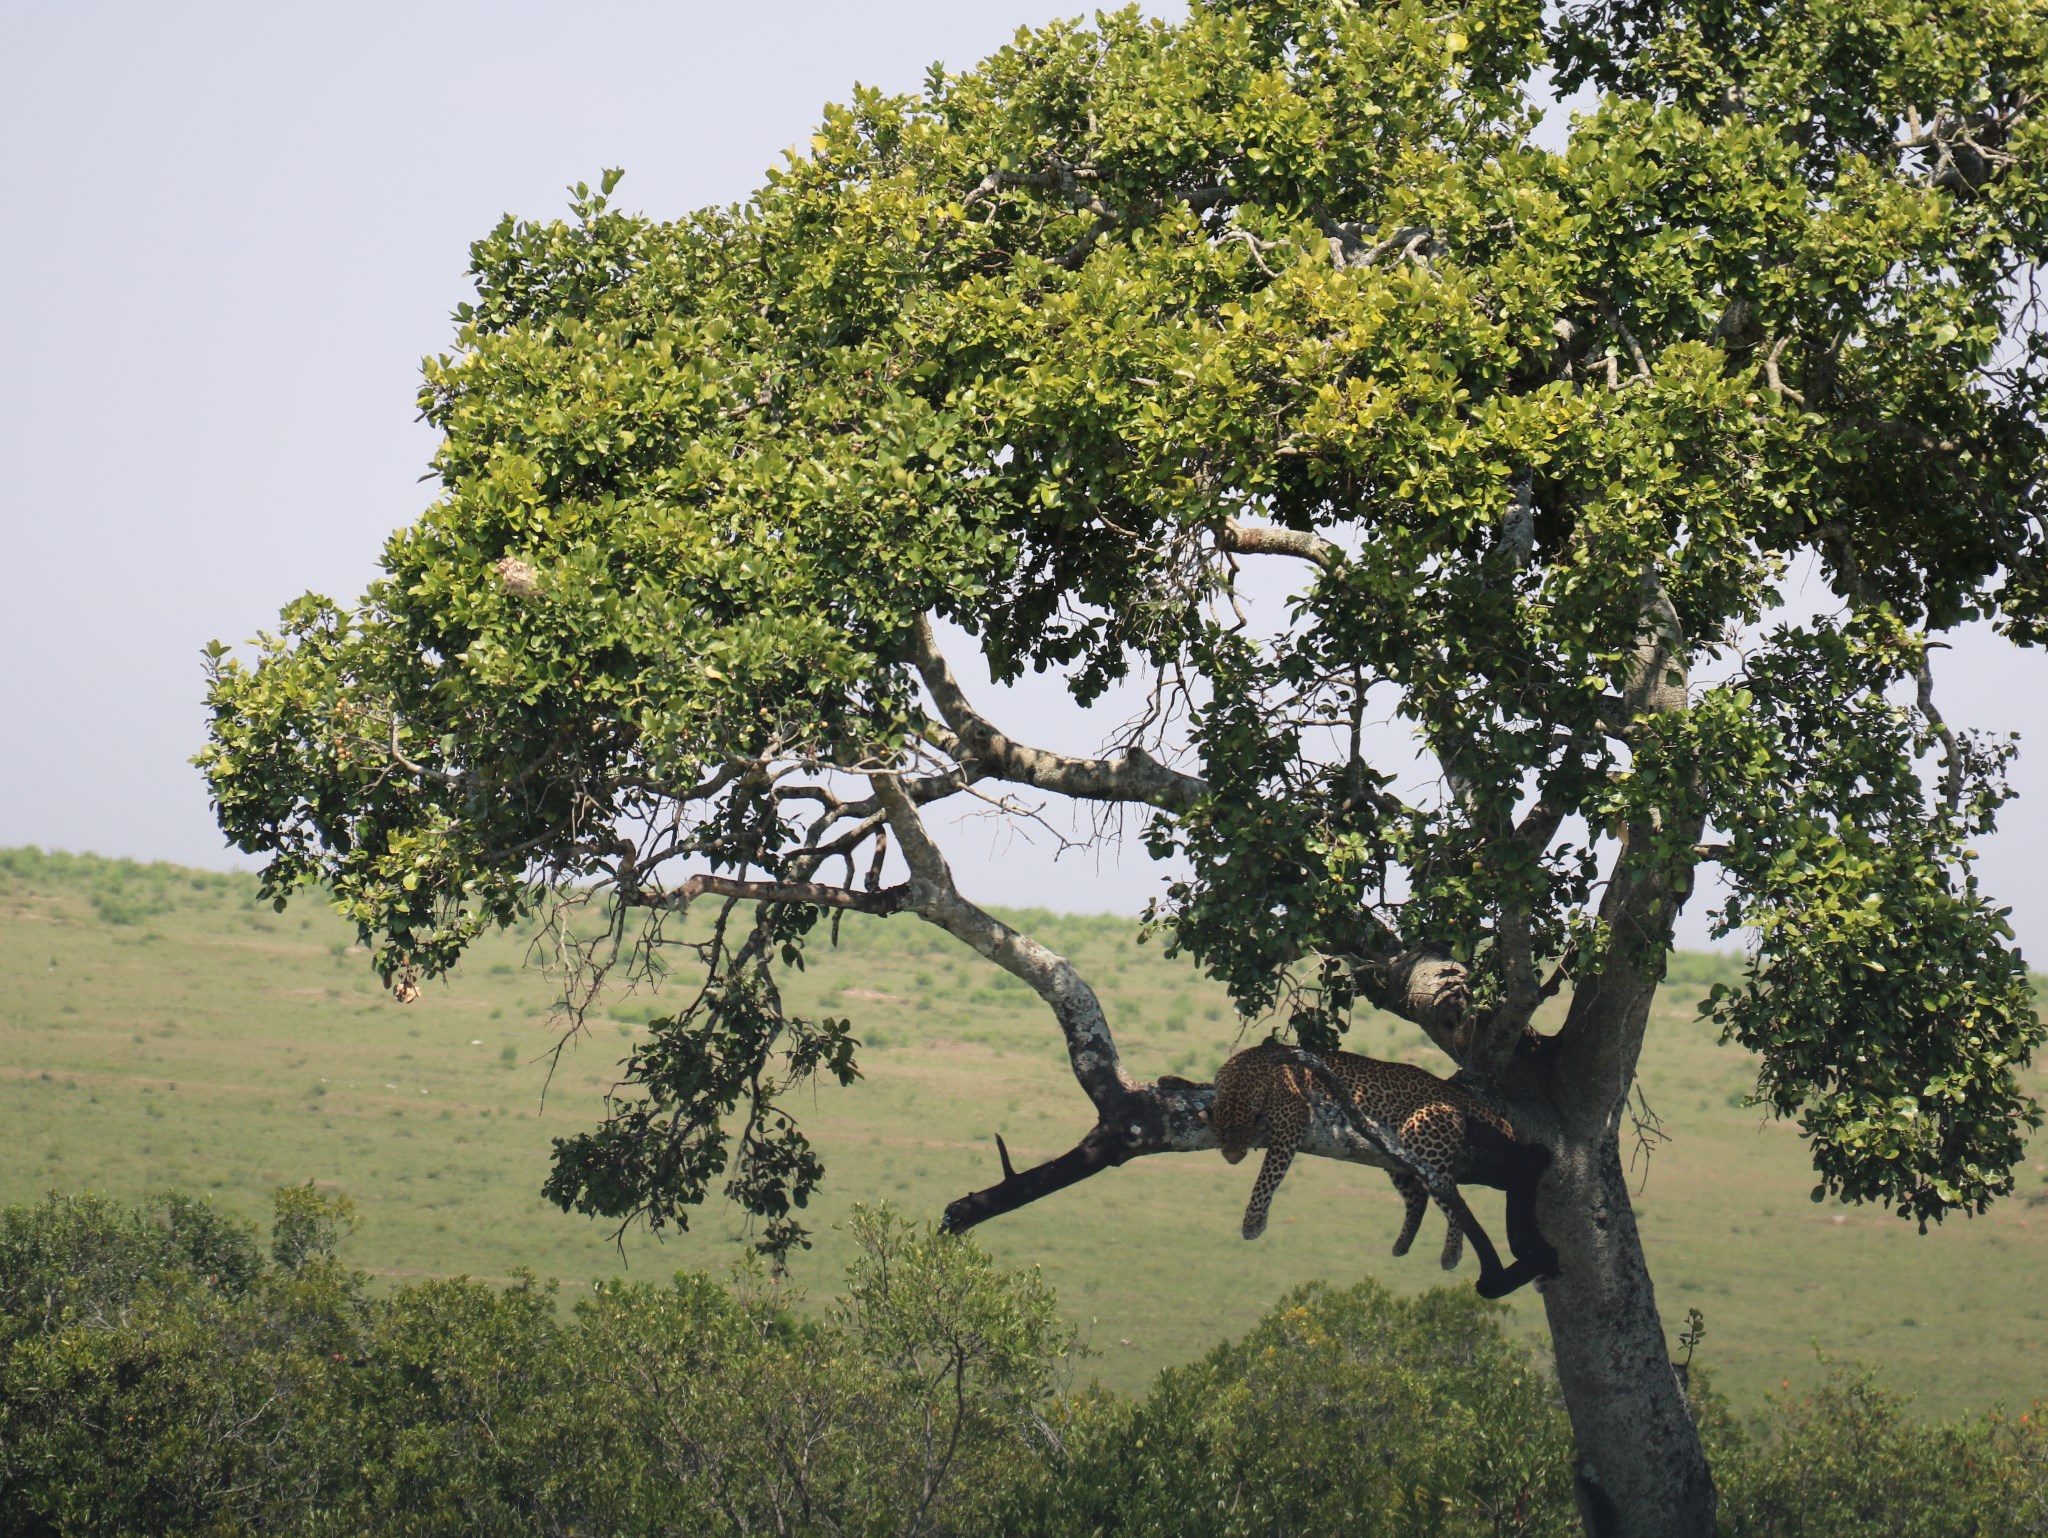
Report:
202,2,2046,1529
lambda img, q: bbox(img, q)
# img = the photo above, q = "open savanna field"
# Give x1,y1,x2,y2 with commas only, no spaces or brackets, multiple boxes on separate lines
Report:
3,846,2045,1416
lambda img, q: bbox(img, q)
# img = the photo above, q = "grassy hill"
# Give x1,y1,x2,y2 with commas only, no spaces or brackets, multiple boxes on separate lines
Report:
2,846,2045,1414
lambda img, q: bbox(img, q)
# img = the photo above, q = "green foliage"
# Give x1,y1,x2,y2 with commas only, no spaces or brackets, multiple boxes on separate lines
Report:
570,1205,1071,1538
197,0,2048,1251
541,900,863,1257
4,1191,2048,1534
1700,613,2045,1223
270,1182,359,1272
335,1274,586,1535
0,1191,1068,1538
0,1193,356,1537
1715,1363,2048,1538
997,1277,1578,1537
0,1191,267,1349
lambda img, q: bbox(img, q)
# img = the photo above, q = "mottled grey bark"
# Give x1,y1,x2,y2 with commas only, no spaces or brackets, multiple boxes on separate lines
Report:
1538,1116,1715,1537
1524,577,1715,1537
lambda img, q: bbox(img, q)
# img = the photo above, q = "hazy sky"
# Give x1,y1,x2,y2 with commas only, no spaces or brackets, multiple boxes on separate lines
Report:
2,2,2042,954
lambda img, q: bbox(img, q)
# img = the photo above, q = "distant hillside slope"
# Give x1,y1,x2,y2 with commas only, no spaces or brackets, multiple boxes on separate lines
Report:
3,847,2044,1412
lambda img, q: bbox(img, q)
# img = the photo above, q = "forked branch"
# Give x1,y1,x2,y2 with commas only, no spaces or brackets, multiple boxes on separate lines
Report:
873,772,1137,1107
1557,575,1703,1106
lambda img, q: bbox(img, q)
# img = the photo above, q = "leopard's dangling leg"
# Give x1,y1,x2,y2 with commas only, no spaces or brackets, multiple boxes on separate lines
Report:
1389,1171,1429,1257
1502,1139,1561,1281
1434,1196,1465,1271
1450,1121,1557,1297
1240,1097,1310,1240
1391,1172,1463,1269
1431,1181,1521,1296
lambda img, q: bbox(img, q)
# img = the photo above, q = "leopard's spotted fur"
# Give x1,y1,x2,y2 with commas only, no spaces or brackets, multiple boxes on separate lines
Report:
1390,1169,1465,1272
1212,1039,1558,1299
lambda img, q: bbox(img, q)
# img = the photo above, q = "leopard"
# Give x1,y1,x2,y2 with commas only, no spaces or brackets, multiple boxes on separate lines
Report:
1212,1038,1559,1299
1389,1168,1466,1272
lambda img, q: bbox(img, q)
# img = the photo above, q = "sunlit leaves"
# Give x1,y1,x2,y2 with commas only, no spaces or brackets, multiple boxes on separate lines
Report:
200,0,2046,1247
1700,615,2043,1224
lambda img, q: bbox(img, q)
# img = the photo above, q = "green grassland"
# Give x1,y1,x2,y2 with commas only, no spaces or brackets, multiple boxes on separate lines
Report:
3,847,2045,1415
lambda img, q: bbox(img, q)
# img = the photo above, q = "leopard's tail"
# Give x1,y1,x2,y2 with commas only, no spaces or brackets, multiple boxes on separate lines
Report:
1211,1048,1262,1164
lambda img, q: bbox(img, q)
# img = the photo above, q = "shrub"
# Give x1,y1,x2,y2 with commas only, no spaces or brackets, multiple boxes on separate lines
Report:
998,1278,1578,1538
1713,1364,2048,1538
0,1191,358,1537
3,1189,2045,1536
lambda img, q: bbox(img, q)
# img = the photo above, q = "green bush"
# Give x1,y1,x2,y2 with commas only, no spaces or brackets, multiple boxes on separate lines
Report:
1712,1365,2048,1538
997,1278,1577,1538
0,1193,1068,1538
0,1191,359,1537
2,1190,2045,1536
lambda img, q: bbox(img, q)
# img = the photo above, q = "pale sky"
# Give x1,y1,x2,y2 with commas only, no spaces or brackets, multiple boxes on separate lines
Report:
2,2,2041,955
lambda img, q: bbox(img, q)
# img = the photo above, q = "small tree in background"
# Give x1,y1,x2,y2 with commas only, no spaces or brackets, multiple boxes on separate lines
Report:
201,1,2047,1528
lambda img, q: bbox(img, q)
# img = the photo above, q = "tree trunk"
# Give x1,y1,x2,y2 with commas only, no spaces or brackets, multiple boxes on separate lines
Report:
1536,1109,1717,1537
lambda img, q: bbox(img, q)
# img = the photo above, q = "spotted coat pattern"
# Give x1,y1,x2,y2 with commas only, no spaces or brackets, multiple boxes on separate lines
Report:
1390,1169,1466,1271
1213,1040,1513,1246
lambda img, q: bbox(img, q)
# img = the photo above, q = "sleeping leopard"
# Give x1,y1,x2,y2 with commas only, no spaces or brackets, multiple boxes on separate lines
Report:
1212,1038,1559,1299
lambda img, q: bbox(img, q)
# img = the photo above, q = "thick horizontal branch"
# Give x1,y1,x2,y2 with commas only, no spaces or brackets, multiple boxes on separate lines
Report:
941,1123,1142,1232
639,873,911,917
939,1075,1399,1233
1334,939,1473,1061
1219,519,1341,571
906,617,1206,815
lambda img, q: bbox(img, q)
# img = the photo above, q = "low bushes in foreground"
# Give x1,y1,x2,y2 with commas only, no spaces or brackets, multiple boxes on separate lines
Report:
0,1190,2041,1536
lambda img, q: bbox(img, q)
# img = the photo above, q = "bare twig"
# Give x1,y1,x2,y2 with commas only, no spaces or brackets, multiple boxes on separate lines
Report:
1626,1082,1671,1195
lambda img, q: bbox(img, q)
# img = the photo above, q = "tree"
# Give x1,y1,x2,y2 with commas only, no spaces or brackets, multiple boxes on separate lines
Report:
199,0,2048,1529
